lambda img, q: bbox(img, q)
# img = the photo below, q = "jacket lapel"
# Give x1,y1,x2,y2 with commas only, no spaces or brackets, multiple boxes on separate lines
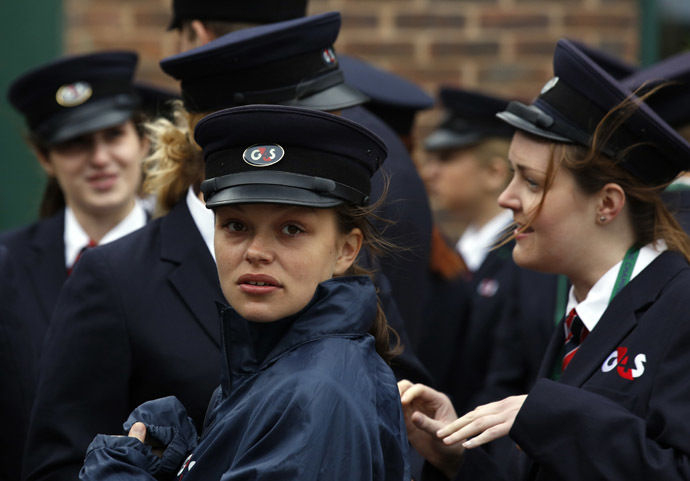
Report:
538,251,684,388
161,201,225,348
27,212,67,323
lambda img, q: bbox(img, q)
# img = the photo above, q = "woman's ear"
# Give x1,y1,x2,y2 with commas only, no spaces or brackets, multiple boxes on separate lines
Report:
333,228,363,276
190,20,216,45
34,149,55,177
597,182,626,223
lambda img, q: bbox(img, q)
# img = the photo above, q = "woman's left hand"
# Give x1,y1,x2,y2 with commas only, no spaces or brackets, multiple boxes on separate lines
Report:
437,395,527,449
127,422,165,458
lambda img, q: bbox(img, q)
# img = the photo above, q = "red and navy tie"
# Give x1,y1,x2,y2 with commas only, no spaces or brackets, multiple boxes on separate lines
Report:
67,239,97,275
562,308,589,372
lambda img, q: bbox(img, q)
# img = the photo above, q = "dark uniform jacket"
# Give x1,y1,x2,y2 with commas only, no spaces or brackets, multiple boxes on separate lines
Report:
342,106,433,342
428,251,690,481
0,212,66,356
23,200,226,481
0,245,36,481
80,276,410,481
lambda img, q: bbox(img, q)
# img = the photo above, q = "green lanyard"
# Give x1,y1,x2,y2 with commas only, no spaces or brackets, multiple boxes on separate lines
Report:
549,245,640,380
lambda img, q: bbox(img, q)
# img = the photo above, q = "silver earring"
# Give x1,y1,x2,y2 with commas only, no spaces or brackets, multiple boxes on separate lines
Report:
599,216,606,222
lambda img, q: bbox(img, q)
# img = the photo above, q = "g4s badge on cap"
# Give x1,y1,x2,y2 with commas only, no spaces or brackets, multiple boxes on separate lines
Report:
243,144,285,167
56,82,93,107
322,48,337,66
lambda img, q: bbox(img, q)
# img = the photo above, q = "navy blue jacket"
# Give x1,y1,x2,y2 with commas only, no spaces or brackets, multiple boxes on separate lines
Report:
429,251,690,481
0,245,36,481
23,200,226,481
343,106,432,342
0,212,66,356
80,277,410,481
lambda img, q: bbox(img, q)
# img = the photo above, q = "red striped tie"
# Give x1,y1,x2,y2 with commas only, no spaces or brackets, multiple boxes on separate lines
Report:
562,308,589,372
67,239,97,275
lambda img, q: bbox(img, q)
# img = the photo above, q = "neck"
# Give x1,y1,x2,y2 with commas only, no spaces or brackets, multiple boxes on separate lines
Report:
71,200,136,243
569,239,635,303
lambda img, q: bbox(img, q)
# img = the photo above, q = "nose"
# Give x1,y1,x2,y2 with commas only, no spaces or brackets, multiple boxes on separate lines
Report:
420,157,440,185
244,232,274,265
497,178,519,211
89,136,112,167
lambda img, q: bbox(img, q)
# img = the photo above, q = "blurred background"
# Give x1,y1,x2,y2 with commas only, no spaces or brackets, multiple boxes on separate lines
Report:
1,0,689,232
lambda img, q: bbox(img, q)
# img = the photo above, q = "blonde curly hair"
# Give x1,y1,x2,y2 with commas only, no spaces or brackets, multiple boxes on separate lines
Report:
142,100,209,217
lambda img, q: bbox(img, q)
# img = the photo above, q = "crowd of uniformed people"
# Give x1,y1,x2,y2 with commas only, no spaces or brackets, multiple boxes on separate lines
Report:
3,0,690,480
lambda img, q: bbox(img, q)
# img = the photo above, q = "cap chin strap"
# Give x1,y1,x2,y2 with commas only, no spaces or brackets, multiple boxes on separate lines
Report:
201,170,369,206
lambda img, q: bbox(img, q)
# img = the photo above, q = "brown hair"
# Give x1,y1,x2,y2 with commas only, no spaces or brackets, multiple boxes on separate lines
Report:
506,93,690,262
333,181,403,364
142,100,207,217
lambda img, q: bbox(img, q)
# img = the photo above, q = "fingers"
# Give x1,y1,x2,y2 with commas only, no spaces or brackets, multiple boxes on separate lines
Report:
410,410,447,436
397,379,413,397
128,422,147,443
399,382,440,406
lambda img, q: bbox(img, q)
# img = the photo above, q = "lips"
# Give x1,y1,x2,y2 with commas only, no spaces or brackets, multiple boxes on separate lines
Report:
87,173,118,191
237,274,282,294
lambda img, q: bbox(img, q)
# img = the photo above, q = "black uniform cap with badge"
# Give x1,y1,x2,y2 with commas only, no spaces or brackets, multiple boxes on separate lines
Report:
195,105,387,209
167,0,307,30
424,87,515,152
159,12,367,113
338,54,434,137
496,38,690,186
7,51,141,147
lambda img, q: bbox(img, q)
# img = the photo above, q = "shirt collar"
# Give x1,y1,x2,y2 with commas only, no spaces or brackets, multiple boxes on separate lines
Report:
186,186,216,262
456,210,513,271
64,201,147,268
566,241,666,332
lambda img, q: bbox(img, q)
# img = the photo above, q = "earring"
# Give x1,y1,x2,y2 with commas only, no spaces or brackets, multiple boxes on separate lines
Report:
599,216,606,222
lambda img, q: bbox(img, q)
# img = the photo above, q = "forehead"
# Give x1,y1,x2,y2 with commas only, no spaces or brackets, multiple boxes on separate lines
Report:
508,131,554,171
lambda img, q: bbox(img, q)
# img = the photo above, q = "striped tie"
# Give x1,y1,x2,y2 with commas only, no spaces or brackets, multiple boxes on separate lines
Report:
67,239,97,275
562,308,589,372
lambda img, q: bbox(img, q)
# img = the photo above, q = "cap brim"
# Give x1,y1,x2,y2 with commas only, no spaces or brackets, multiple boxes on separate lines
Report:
496,108,572,144
40,96,137,146
282,83,369,111
205,184,345,209
424,129,485,151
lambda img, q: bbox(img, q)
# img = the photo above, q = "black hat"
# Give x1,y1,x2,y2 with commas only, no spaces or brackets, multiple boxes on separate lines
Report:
622,51,690,129
338,54,433,136
424,87,515,151
568,39,637,80
496,39,690,186
160,12,367,113
196,104,387,208
7,51,139,146
168,0,307,30
134,82,180,121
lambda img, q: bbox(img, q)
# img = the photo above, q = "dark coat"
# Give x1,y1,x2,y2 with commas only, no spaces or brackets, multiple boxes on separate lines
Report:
0,245,36,481
342,106,433,343
80,277,410,481
442,251,690,481
0,212,67,356
23,200,226,481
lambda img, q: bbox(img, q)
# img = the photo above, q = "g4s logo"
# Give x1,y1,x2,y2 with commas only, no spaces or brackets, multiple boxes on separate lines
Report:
601,347,646,380
243,144,285,167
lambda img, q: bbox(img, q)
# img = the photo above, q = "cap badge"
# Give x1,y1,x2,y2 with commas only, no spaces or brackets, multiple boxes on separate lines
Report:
322,48,338,66
243,144,285,167
56,82,93,107
540,76,559,95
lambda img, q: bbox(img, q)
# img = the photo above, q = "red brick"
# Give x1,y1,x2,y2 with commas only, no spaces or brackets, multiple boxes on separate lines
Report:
344,42,415,58
431,41,500,58
481,12,549,29
564,13,635,28
478,64,551,84
395,14,466,29
341,14,379,29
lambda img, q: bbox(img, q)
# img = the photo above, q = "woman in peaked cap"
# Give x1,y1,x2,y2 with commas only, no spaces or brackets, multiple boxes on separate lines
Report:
80,104,409,481
2,51,151,356
399,38,690,481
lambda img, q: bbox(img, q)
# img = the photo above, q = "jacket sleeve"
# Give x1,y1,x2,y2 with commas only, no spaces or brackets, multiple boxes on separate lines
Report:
80,396,198,481
24,249,133,481
512,373,690,480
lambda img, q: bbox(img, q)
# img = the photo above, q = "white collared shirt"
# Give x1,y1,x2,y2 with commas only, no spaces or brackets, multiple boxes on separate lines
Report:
456,210,513,272
186,186,216,262
64,201,148,269
566,241,667,333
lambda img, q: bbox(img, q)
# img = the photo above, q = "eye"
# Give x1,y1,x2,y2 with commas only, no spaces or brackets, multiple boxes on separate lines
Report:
52,135,92,154
223,221,247,232
281,223,304,236
103,126,126,141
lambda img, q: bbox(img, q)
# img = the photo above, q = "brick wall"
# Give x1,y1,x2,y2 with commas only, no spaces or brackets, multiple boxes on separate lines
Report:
63,0,640,235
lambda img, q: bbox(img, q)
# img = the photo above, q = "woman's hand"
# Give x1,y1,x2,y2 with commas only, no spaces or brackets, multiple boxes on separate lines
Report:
437,395,527,449
398,380,463,479
127,422,165,458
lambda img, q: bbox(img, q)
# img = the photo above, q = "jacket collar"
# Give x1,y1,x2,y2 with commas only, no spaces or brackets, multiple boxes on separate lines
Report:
219,275,378,392
29,211,67,321
540,250,688,387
